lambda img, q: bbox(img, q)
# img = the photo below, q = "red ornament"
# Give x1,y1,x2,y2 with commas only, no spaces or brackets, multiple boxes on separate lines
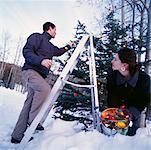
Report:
73,92,78,97
120,105,126,109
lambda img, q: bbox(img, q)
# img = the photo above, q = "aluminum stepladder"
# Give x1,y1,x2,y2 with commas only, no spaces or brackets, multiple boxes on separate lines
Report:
18,34,100,150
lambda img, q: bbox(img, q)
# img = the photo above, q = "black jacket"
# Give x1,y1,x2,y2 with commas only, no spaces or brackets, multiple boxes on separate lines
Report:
22,32,70,78
107,70,150,112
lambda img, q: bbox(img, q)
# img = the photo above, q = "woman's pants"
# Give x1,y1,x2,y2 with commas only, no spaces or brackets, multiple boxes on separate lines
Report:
127,106,141,136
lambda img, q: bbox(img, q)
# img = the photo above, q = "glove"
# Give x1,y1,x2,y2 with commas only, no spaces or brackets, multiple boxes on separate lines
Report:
64,44,71,51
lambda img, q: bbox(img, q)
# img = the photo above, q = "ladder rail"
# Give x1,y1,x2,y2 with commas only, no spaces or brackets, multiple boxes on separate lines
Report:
88,44,96,129
88,34,100,131
90,34,100,131
40,35,90,124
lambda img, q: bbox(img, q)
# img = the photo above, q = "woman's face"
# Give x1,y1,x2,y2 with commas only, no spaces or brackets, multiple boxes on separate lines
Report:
111,53,123,71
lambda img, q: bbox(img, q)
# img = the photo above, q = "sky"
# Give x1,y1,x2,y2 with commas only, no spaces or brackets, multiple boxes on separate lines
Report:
0,0,147,68
0,0,77,44
0,0,105,64
0,0,104,45
0,86,151,149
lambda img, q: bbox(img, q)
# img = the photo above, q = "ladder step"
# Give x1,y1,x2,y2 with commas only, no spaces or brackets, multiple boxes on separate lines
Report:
62,80,94,88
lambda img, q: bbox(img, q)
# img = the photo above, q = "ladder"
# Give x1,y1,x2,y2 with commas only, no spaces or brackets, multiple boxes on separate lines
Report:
18,34,100,149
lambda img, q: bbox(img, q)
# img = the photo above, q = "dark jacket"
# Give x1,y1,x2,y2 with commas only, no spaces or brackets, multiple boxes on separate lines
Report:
107,70,150,112
22,32,70,78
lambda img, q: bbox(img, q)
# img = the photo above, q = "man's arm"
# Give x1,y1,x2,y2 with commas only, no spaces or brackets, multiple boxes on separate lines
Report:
51,41,75,57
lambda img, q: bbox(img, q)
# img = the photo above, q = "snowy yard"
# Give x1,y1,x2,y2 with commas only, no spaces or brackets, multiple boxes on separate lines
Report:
0,87,151,150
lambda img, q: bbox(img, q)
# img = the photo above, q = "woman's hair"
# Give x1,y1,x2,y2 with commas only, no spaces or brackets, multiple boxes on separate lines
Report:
118,47,139,75
43,22,56,31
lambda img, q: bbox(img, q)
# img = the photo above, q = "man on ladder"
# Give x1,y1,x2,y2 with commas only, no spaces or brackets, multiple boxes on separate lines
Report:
11,22,75,144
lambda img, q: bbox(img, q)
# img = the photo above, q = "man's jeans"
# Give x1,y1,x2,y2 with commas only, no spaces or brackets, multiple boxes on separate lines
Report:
11,69,51,141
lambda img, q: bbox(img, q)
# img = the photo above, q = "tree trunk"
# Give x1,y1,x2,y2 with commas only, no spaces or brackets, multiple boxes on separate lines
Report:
145,0,151,75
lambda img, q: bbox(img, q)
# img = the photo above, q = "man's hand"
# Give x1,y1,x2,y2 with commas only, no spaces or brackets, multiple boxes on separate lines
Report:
41,59,52,69
68,41,77,48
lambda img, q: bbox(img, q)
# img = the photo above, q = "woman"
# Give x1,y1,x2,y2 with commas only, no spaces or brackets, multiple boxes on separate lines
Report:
107,47,150,136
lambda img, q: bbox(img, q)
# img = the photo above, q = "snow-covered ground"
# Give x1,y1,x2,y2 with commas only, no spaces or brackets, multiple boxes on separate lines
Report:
0,86,151,150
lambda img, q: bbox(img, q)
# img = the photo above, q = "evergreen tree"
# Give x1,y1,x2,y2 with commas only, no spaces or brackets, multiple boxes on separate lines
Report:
94,11,128,110
103,11,128,52
53,11,128,126
54,21,93,125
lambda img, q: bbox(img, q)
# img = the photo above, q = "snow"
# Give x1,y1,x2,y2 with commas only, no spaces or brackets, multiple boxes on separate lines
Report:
0,86,151,150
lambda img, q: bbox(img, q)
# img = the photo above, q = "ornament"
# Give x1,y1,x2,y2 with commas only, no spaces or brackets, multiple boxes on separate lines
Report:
73,92,78,97
116,121,126,128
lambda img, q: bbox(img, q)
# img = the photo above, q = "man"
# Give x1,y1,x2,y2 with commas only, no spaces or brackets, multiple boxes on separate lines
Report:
11,22,74,143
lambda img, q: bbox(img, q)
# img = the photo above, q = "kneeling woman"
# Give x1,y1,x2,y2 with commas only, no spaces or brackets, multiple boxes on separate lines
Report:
107,47,150,136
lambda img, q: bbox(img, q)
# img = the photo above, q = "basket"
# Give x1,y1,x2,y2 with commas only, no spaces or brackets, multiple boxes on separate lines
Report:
100,108,131,136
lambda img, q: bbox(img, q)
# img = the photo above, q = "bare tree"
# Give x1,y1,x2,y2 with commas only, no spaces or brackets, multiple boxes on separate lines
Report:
134,0,147,62
0,31,11,79
117,0,150,69
6,36,24,89
143,0,151,75
121,0,125,42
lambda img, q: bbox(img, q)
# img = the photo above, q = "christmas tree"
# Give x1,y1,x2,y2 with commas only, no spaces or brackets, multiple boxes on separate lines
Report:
54,21,94,125
53,13,128,127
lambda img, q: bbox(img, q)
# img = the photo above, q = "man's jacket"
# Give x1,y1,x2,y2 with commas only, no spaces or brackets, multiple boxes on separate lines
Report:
22,32,70,78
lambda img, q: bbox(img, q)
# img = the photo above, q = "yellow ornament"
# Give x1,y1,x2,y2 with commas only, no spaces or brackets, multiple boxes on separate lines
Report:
116,121,126,128
101,112,107,118
120,112,124,116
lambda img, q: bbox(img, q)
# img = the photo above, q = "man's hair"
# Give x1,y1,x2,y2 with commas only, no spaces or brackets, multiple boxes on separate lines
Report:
118,47,139,75
43,22,56,31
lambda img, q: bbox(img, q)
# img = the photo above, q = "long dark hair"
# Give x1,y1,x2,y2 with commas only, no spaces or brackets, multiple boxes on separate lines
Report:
118,47,139,75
